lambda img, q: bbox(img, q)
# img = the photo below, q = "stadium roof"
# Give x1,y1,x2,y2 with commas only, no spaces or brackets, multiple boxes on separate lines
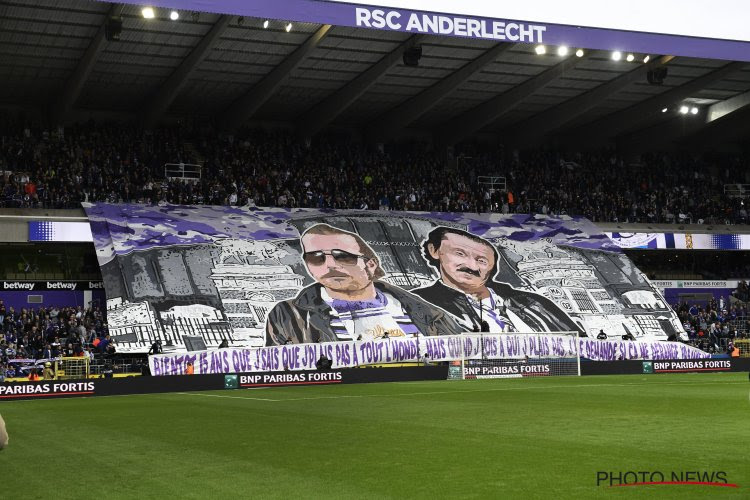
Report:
2,0,750,147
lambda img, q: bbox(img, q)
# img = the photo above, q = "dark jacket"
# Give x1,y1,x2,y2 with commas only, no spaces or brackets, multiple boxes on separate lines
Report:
266,281,462,345
411,280,584,335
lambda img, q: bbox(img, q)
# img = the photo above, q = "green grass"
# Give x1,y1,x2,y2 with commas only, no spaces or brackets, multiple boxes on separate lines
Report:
2,373,748,499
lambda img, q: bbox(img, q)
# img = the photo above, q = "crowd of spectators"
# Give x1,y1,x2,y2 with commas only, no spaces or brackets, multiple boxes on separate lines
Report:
733,280,750,302
0,301,111,380
1,120,749,224
672,296,749,353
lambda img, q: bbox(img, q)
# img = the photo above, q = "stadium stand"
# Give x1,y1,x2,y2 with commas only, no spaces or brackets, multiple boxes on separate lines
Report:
0,303,111,379
3,2,750,497
1,120,748,224
671,298,750,353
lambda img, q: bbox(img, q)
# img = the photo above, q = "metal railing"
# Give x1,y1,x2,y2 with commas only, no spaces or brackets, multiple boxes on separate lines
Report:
477,175,507,193
165,162,202,182
723,184,750,198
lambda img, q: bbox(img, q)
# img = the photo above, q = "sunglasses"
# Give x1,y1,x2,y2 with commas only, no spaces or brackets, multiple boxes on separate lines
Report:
303,249,368,266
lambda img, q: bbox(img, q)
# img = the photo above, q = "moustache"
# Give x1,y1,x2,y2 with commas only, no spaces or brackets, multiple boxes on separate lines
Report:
456,267,482,277
321,271,350,279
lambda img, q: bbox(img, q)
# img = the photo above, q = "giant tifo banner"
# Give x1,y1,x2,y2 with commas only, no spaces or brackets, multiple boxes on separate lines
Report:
149,334,709,376
97,0,750,62
83,204,686,354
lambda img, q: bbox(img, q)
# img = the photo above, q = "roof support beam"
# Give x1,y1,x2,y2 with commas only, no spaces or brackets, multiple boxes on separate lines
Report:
706,88,750,123
367,42,515,140
296,35,423,138
510,55,674,146
576,61,746,141
51,3,122,124
222,24,332,130
434,53,587,146
143,15,231,128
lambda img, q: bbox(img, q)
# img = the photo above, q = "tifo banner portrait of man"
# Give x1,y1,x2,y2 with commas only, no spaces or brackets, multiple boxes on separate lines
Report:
411,227,583,334
265,223,461,345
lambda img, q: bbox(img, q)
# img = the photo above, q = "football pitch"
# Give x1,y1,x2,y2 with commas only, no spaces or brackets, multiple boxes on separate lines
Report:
2,373,747,499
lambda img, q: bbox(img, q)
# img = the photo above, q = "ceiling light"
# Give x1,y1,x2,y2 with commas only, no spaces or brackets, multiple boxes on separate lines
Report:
679,106,689,114
661,108,668,113
575,49,584,57
141,7,155,19
285,22,292,32
612,51,622,61
626,53,635,62
643,55,650,63
690,107,699,115
535,45,546,55
169,10,179,21
557,46,569,56
263,19,269,29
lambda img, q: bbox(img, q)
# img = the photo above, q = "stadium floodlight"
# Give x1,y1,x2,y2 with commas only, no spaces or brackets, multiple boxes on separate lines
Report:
285,22,293,32
679,105,689,114
611,51,622,61
575,48,584,57
535,45,546,55
643,55,650,63
141,7,155,19
626,53,635,62
169,10,179,21
661,108,668,113
557,46,569,56
690,107,699,115
263,19,269,28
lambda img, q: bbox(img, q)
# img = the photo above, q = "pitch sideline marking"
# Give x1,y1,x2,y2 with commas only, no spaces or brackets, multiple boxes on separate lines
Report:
175,392,280,401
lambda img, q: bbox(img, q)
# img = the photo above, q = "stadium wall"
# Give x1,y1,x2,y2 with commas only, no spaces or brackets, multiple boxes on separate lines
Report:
0,289,106,312
662,287,736,306
2,209,750,244
581,357,750,375
0,366,449,401
2,359,747,401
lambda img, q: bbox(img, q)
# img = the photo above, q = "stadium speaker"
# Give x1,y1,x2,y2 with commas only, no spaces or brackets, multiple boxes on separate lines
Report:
104,17,122,41
646,67,668,85
403,45,423,67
